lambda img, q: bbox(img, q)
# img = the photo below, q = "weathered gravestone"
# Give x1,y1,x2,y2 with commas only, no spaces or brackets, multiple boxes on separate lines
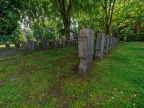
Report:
53,40,57,48
34,41,39,49
110,36,113,50
95,33,105,61
27,40,34,50
15,43,20,49
42,40,48,49
39,42,42,46
78,28,94,75
67,40,71,46
21,41,28,50
57,40,60,47
103,35,109,55
5,43,10,49
73,40,76,45
62,39,66,48
108,36,112,52
73,30,78,41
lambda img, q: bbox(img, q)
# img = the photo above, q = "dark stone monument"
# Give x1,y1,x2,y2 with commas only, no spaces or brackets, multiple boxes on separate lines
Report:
34,41,39,49
78,28,94,75
15,43,20,49
62,39,66,48
103,35,109,55
108,36,112,52
42,40,48,49
53,40,57,48
21,41,28,50
57,40,60,47
27,40,34,50
73,30,78,41
5,43,10,49
67,40,71,46
95,33,105,61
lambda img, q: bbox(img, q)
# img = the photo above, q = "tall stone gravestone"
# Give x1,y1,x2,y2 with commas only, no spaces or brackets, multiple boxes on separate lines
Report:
5,43,10,49
110,36,113,50
34,41,39,49
108,36,112,52
57,40,60,47
15,43,20,49
21,41,28,50
53,40,57,48
42,40,48,49
78,28,94,75
27,40,34,50
96,33,105,61
67,40,71,46
62,39,66,48
103,35,109,55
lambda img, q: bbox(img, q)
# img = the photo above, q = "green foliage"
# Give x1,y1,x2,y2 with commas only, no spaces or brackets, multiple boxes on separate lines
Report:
23,28,35,41
136,33,144,41
11,27,26,42
0,0,24,35
0,35,9,43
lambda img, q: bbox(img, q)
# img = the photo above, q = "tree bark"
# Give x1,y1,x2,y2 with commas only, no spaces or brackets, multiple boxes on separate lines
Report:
105,24,110,35
64,21,70,40
53,0,73,40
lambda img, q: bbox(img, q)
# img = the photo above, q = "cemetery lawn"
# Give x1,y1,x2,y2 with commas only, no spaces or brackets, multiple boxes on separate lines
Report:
0,42,144,108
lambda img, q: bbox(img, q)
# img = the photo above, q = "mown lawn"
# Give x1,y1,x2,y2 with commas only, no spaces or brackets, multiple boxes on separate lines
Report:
0,42,144,108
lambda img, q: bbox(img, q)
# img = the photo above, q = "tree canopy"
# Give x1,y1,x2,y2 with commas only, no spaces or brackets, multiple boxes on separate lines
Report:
1,0,144,41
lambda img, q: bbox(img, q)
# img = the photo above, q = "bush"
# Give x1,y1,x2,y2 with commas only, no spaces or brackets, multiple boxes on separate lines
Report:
136,33,144,41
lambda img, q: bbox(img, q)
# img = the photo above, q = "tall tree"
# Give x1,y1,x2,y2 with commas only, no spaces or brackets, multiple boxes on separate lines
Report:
101,0,116,35
52,0,73,40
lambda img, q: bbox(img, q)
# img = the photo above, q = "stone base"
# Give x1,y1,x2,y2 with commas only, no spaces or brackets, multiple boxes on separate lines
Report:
78,59,92,76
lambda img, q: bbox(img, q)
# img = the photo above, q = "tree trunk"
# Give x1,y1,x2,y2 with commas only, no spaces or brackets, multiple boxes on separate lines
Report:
137,22,141,33
105,24,110,35
63,21,70,40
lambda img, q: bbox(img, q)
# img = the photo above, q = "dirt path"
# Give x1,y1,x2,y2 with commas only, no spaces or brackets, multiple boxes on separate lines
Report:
0,48,21,58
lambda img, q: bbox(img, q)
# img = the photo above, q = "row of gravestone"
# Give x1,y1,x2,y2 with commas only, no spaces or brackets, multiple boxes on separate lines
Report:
5,43,21,49
78,28,119,76
4,39,78,50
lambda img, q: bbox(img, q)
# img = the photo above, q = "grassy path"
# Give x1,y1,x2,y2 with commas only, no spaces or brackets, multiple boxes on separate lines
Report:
0,42,144,107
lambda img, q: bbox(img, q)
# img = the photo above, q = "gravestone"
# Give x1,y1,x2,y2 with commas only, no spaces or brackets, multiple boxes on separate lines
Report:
62,39,66,48
67,40,71,46
53,40,57,48
110,36,113,50
34,41,39,49
78,28,94,75
103,35,109,55
95,33,105,61
42,40,48,49
5,43,10,49
21,41,28,50
27,40,34,50
15,43,20,49
73,40,76,45
57,40,60,47
39,42,42,46
73,30,78,40
108,36,112,52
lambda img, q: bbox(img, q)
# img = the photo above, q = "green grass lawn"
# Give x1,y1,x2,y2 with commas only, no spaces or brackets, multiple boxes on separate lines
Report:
0,42,144,108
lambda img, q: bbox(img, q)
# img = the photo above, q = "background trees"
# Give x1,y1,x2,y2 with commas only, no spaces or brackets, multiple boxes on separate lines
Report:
1,0,144,42
0,0,23,35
